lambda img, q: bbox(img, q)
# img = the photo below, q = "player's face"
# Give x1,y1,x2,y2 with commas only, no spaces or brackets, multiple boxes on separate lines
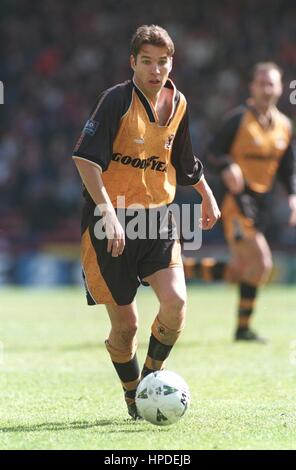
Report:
130,45,172,99
250,69,283,110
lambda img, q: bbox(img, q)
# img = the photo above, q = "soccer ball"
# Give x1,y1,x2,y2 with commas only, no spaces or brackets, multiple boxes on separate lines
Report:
135,370,190,426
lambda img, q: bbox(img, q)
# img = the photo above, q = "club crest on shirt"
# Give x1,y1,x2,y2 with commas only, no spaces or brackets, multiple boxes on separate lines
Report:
164,134,175,149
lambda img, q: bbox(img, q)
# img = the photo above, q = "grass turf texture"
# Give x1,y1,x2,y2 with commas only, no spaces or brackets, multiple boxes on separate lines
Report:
0,285,295,450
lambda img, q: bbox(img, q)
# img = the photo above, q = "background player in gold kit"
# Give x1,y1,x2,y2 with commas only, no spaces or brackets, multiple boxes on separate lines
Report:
72,25,220,418
184,62,296,342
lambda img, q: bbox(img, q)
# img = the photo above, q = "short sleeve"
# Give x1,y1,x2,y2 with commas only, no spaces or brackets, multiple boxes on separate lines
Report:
171,108,203,186
207,107,244,173
73,82,132,172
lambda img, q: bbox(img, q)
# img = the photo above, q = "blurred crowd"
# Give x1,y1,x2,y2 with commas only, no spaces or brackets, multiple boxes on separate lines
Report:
1,0,296,248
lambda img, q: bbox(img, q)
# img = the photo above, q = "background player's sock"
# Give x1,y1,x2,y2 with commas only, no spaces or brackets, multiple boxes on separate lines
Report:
141,315,182,378
183,257,228,281
237,282,257,330
105,340,140,407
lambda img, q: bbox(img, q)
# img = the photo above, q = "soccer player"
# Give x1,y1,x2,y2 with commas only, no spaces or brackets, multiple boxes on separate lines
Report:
184,62,296,342
72,25,220,419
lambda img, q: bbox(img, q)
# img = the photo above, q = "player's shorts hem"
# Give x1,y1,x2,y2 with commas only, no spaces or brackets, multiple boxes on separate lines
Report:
85,298,136,306
85,287,137,307
140,262,183,282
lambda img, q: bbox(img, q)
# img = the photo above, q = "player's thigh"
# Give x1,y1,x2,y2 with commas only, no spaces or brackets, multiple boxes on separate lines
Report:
105,300,139,332
143,266,187,308
230,232,272,269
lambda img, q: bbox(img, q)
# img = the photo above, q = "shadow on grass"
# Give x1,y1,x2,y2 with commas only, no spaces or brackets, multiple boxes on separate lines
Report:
0,419,149,434
4,340,228,353
4,343,102,353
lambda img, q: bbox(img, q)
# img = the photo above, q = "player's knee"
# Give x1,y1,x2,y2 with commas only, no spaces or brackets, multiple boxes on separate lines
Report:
256,253,273,279
243,254,273,285
263,255,273,273
160,292,187,317
113,320,138,345
259,255,273,283
123,319,138,338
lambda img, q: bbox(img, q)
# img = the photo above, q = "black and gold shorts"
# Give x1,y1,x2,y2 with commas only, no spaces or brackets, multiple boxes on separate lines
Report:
221,189,271,244
81,205,182,306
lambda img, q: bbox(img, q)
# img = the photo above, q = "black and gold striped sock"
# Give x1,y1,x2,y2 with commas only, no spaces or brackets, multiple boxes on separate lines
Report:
141,315,182,378
142,334,173,378
183,257,227,281
105,340,140,405
237,282,257,329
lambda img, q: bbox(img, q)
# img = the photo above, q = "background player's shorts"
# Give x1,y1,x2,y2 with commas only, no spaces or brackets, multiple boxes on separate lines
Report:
81,205,182,306
221,188,272,244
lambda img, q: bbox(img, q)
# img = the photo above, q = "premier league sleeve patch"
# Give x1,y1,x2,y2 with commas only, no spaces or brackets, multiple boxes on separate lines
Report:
83,119,99,136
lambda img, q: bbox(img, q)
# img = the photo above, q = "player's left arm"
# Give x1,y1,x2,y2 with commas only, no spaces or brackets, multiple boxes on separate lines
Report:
171,105,220,230
277,138,296,226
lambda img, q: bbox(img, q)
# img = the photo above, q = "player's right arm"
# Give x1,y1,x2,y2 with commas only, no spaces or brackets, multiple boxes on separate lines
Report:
72,83,131,257
74,159,125,257
207,107,244,194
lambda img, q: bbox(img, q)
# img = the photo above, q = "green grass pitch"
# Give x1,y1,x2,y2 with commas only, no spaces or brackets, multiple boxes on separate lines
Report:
0,284,295,450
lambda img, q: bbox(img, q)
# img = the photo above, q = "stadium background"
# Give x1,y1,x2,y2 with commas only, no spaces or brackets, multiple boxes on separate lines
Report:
0,0,296,287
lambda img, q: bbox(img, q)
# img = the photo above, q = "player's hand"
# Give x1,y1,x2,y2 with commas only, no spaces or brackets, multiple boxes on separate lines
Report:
194,175,221,230
288,194,296,226
102,210,125,257
221,163,245,194
200,190,221,230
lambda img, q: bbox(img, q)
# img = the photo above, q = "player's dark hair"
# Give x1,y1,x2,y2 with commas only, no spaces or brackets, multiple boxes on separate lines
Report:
252,62,283,80
131,25,175,59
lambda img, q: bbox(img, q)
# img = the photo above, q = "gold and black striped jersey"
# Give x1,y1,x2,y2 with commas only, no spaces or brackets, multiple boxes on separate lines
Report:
73,79,203,208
